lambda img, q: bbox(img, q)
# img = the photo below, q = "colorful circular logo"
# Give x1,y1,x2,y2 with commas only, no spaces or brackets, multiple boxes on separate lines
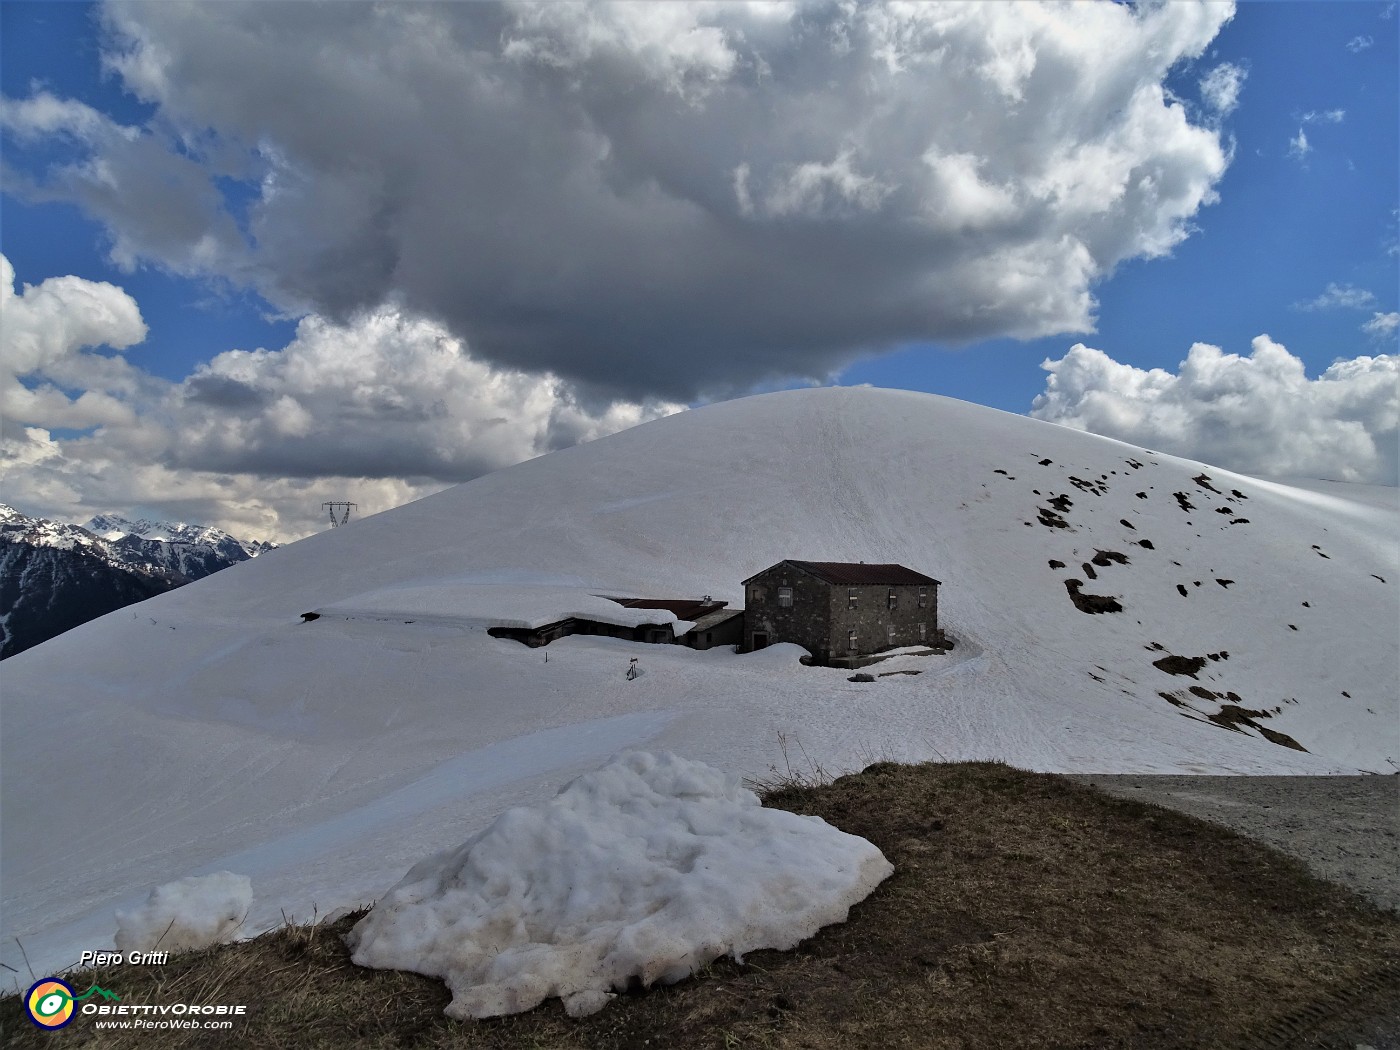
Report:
25,978,76,1029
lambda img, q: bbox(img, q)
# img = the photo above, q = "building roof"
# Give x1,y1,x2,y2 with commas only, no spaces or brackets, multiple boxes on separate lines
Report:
600,596,728,621
689,607,745,632
745,560,941,587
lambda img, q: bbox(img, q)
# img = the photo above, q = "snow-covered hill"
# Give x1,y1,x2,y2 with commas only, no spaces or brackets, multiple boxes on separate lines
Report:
2,387,1395,979
0,505,275,658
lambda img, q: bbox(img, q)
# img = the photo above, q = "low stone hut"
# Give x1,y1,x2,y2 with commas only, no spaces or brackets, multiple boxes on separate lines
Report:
604,597,743,651
488,596,741,650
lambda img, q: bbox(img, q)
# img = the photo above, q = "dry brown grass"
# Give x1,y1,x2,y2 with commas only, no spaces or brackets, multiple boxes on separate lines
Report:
4,762,1397,1049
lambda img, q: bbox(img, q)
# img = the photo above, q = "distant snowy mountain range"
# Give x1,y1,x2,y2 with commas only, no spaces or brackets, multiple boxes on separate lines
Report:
0,504,276,659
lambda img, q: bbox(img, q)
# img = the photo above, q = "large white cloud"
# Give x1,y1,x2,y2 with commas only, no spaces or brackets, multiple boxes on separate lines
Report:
0,253,154,432
0,257,682,540
1030,337,1399,485
170,310,683,482
3,0,1237,401
0,254,146,374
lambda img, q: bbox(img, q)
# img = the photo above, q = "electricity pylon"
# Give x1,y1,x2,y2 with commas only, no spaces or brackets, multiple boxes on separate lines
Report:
322,502,357,527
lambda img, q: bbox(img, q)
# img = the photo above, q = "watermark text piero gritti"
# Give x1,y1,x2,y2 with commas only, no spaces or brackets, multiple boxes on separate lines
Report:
79,950,171,966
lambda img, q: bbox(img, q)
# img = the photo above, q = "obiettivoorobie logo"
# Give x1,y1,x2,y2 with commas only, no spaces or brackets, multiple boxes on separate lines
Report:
24,978,120,1030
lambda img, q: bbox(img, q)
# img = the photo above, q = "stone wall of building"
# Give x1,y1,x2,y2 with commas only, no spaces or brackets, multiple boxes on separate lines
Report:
743,565,831,657
825,582,938,659
683,610,745,651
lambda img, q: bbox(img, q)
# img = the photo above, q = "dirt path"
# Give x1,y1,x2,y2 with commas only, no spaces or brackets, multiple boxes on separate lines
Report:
1068,775,1400,1049
1066,775,1399,912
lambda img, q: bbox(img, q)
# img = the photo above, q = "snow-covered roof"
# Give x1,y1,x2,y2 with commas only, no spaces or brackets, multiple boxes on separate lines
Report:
313,583,695,633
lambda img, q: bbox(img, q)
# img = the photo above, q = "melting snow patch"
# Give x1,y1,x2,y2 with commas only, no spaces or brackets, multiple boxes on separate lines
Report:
348,751,893,1019
114,872,252,954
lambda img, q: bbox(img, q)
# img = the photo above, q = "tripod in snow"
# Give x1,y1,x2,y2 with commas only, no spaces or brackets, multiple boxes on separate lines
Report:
625,658,639,681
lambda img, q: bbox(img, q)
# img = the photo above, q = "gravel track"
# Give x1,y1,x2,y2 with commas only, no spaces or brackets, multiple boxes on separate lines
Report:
1067,774,1400,1050
1066,775,1399,911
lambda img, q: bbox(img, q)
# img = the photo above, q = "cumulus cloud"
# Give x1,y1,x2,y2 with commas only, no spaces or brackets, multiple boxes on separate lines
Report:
0,256,682,540
1,0,1238,402
168,309,682,482
1030,337,1399,485
1301,109,1346,124
1363,311,1399,341
0,255,146,365
1288,128,1311,160
0,254,153,431
1199,63,1246,116
0,419,436,543
1346,35,1374,53
1294,282,1378,312
0,93,251,277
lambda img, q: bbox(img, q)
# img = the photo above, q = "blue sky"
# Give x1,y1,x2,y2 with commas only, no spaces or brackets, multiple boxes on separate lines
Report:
1,2,1395,539
2,2,298,383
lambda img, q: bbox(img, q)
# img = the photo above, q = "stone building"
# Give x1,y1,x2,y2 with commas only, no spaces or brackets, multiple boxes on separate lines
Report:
741,560,942,666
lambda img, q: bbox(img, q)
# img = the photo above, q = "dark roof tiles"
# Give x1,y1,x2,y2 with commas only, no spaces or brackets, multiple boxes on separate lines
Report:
748,561,940,586
601,596,728,620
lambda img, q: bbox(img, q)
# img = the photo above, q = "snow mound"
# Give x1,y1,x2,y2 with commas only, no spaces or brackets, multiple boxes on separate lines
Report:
114,873,252,954
348,751,893,1018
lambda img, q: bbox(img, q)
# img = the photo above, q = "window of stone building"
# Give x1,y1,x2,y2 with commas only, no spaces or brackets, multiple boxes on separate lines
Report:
918,588,928,608
847,629,857,650
749,585,765,603
918,623,926,641
888,589,898,609
887,624,896,644
778,586,793,607
848,588,858,609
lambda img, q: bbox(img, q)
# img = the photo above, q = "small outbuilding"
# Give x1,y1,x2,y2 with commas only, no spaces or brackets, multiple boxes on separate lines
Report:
741,560,943,667
488,596,742,650
603,597,744,651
